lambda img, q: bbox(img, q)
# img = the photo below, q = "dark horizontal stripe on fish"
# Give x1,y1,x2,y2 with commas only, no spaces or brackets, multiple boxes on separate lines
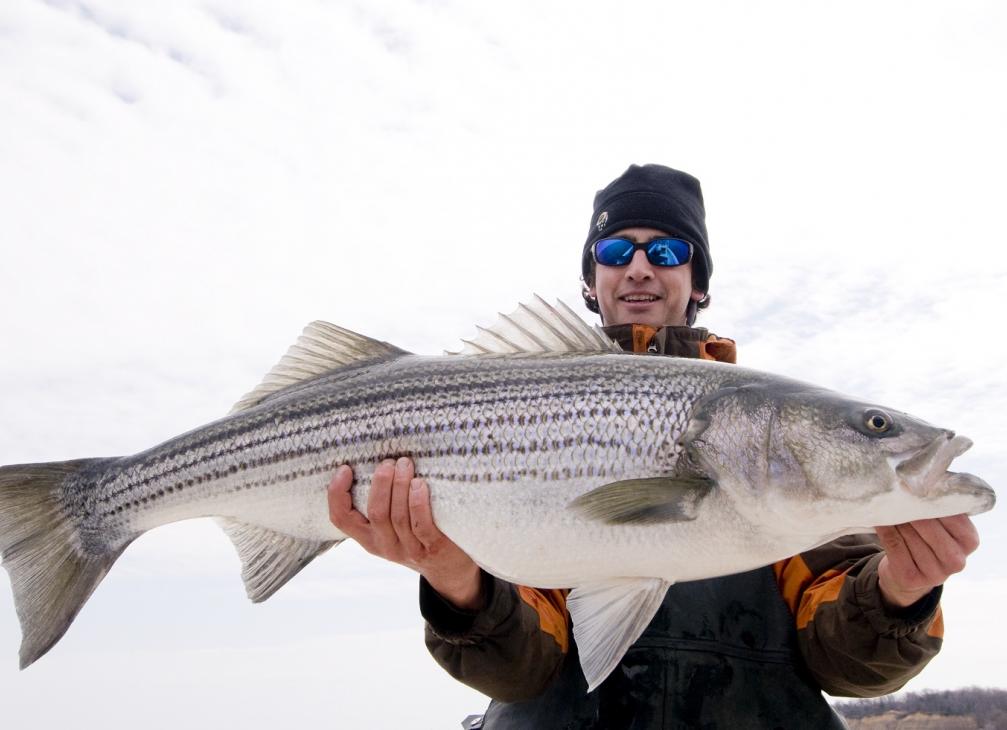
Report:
92,430,651,517
98,375,668,503
96,381,620,502
182,363,647,453
97,453,622,520
421,462,615,483
95,456,627,519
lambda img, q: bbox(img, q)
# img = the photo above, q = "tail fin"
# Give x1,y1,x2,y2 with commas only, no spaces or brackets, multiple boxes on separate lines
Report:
0,458,122,669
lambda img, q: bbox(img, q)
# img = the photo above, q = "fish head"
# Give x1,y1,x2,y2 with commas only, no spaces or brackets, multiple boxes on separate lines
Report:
683,380,996,533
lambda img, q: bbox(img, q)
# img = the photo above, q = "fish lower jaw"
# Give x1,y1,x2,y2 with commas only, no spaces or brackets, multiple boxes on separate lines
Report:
854,481,997,528
893,467,996,510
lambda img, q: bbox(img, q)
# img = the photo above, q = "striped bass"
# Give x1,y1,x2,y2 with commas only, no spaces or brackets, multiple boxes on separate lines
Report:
0,297,996,690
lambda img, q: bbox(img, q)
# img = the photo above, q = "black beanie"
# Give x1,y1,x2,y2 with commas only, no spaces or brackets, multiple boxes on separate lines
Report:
581,164,712,293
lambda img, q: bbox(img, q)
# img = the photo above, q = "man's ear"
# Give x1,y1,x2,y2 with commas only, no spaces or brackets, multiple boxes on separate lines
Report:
690,289,705,302
588,285,597,300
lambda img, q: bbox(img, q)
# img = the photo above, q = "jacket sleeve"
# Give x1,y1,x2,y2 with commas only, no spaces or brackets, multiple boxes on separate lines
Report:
420,570,570,702
773,534,944,697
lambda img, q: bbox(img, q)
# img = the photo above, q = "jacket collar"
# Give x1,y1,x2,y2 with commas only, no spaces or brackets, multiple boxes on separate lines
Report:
601,323,736,363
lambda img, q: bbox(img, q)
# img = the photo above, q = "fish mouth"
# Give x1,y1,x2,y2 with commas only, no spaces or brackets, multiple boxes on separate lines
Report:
893,432,996,512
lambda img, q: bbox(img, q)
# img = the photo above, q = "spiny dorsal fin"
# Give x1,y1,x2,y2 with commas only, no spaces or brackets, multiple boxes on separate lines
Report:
231,321,408,413
216,518,341,602
448,295,620,355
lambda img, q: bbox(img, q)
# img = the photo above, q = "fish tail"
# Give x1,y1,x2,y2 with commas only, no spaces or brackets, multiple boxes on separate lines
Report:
0,458,121,669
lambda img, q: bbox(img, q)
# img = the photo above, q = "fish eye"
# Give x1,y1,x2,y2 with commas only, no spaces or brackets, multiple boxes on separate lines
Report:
864,409,891,433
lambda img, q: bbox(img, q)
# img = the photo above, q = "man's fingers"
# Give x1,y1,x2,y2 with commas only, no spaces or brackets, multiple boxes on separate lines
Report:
910,518,971,576
937,514,981,555
408,478,445,549
326,460,467,571
327,465,370,536
877,523,929,592
876,524,913,571
894,522,942,583
390,458,424,557
367,459,395,525
877,515,978,607
366,459,398,551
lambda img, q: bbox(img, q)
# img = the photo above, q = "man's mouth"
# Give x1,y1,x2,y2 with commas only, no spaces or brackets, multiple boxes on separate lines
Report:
619,294,661,303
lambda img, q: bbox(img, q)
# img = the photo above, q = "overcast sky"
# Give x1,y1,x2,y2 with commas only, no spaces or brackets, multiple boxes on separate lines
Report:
1,0,1005,727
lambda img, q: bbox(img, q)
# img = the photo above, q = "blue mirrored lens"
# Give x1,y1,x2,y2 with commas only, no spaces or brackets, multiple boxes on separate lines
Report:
646,239,691,266
594,238,636,266
595,238,692,267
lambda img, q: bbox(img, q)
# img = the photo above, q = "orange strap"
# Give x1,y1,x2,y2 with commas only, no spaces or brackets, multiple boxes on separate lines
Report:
699,335,737,363
927,606,944,639
517,586,571,652
774,555,847,630
631,324,659,353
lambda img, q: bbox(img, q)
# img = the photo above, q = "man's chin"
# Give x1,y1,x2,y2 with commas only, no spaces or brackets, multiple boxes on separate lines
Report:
613,304,666,328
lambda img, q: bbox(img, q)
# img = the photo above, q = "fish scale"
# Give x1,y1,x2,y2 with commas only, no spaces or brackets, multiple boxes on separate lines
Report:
0,296,994,691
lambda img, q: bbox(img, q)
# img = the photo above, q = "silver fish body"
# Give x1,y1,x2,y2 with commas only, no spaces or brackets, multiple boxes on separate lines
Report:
0,298,996,689
79,353,724,574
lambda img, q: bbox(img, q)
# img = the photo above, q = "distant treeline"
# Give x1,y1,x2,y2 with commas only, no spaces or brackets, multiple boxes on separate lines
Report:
835,686,1007,724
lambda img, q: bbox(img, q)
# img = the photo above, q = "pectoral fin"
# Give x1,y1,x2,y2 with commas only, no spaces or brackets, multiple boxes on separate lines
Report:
568,578,672,692
569,477,714,524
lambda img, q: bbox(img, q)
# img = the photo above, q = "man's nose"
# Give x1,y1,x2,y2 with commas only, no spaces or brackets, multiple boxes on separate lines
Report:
625,250,654,279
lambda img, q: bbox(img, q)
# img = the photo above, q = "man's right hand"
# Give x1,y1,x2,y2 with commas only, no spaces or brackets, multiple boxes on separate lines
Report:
327,457,485,611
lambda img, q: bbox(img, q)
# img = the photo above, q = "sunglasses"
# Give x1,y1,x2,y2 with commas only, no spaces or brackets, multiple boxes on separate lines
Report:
593,237,694,268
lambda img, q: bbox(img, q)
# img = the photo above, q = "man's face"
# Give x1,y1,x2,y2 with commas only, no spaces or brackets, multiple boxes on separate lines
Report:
588,226,705,328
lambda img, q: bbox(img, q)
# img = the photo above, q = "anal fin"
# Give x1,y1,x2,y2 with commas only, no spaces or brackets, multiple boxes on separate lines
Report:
216,519,340,602
568,578,672,692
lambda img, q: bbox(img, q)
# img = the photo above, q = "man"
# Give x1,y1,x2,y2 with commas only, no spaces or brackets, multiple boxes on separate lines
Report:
327,165,980,728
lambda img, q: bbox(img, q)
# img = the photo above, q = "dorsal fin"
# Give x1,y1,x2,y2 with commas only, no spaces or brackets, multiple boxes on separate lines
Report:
448,295,620,355
231,321,408,413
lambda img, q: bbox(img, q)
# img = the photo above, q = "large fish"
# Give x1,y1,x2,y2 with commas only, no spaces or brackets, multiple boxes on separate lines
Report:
0,297,996,690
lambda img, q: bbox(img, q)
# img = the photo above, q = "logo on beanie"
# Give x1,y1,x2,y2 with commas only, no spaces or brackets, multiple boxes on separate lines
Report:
595,211,608,232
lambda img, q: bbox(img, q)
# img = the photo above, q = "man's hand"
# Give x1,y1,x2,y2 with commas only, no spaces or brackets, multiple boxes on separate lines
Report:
875,514,980,610
327,457,484,610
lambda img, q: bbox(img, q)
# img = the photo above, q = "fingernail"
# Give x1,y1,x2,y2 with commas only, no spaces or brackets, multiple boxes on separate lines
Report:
410,478,422,492
396,457,409,474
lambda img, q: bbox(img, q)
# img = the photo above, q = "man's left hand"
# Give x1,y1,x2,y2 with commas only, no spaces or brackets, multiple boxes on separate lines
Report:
875,514,980,610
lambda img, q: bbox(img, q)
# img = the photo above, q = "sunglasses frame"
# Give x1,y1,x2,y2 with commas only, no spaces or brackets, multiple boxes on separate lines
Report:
592,237,694,268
